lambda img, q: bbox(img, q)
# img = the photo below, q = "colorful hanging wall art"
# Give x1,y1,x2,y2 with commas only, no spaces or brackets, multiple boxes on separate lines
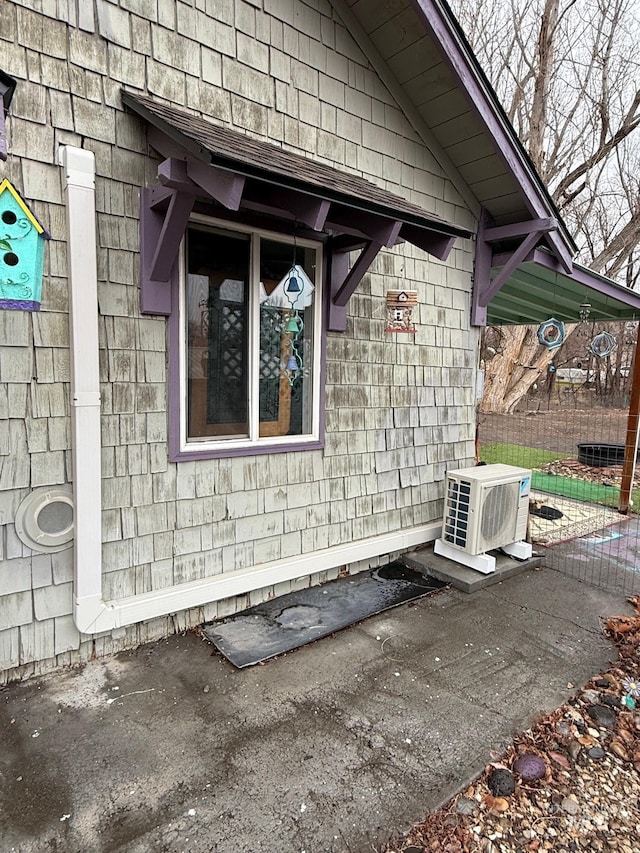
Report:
589,330,617,358
537,317,565,349
0,178,50,311
385,290,418,333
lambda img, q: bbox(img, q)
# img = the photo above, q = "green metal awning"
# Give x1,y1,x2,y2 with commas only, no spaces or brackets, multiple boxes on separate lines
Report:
488,248,640,326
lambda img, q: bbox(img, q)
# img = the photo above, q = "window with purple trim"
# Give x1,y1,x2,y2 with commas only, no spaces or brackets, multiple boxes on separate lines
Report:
179,216,323,455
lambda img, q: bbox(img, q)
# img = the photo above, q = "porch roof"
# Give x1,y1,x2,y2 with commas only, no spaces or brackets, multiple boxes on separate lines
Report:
123,91,472,331
488,249,640,326
122,92,471,243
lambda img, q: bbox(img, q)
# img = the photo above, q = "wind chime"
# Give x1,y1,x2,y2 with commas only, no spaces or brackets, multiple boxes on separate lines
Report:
578,302,618,359
282,237,304,386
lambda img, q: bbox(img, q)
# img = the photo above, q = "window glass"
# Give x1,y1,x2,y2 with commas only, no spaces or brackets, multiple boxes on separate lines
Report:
186,226,250,439
183,222,321,450
259,238,316,438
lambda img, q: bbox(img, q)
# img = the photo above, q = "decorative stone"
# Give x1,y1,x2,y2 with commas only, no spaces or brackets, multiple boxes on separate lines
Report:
513,754,546,781
455,797,477,815
487,768,515,797
567,741,581,761
588,747,606,760
586,704,616,728
581,690,601,705
561,796,580,816
600,694,621,708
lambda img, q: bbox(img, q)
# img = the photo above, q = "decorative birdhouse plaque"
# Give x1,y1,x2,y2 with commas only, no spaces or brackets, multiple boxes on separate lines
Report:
385,289,418,333
0,178,49,311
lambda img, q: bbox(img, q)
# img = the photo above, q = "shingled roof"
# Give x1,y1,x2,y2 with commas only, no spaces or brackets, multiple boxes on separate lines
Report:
123,92,470,240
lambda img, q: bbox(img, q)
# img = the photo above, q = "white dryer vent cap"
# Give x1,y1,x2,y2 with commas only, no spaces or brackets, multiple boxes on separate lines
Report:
15,487,74,553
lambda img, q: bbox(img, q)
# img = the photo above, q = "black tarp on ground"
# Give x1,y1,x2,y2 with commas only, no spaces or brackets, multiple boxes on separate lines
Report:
202,562,446,667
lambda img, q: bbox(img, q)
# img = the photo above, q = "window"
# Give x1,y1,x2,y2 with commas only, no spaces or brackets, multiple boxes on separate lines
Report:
177,217,323,456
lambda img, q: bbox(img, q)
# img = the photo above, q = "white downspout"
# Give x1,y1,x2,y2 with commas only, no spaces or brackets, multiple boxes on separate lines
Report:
59,146,106,632
60,145,441,637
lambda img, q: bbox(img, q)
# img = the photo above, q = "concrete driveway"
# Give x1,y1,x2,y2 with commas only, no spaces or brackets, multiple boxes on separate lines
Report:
0,565,624,853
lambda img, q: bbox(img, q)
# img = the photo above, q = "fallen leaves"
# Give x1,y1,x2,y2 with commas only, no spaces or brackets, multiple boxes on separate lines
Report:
547,750,571,769
385,596,640,853
481,794,509,814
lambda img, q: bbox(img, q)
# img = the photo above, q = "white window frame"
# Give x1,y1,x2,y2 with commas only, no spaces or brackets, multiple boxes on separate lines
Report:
178,214,323,456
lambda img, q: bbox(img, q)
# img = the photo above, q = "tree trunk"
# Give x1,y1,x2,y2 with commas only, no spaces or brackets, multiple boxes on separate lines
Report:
528,0,559,174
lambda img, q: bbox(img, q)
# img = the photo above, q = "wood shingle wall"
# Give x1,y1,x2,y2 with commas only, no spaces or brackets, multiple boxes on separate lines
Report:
0,0,477,682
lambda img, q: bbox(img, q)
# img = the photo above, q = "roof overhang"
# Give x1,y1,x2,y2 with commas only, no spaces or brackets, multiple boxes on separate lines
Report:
123,92,471,330
330,0,577,272
486,248,640,326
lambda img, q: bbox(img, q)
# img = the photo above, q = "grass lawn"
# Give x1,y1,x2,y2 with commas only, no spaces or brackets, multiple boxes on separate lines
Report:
477,442,567,469
478,442,640,512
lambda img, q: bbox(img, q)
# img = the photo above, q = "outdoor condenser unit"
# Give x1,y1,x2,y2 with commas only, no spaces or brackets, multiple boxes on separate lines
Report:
434,463,533,574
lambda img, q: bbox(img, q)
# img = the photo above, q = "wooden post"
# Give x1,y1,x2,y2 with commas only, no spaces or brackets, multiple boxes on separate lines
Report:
619,323,640,513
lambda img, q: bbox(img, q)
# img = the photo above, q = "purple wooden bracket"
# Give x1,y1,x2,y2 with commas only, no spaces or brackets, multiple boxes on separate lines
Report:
399,225,456,260
328,251,350,332
484,217,557,242
148,185,176,210
327,208,401,248
0,111,7,161
242,183,330,230
285,194,330,232
471,213,493,326
482,231,543,306
140,187,173,315
471,208,569,326
158,158,198,193
333,240,382,308
159,157,245,210
187,159,245,211
331,234,369,252
149,189,195,282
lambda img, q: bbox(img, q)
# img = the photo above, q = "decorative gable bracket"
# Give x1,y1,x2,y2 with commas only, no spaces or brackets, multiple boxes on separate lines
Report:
471,212,571,326
140,158,246,315
140,155,461,327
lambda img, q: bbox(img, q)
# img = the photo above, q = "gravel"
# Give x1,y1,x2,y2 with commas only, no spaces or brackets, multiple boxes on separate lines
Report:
385,602,640,853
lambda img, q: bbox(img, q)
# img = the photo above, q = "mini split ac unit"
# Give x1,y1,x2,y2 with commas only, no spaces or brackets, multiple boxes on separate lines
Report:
434,463,533,574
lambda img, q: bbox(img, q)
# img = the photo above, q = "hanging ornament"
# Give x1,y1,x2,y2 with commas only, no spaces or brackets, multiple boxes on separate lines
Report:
578,302,591,322
589,330,617,358
537,318,565,350
285,313,300,333
285,272,301,293
281,230,305,385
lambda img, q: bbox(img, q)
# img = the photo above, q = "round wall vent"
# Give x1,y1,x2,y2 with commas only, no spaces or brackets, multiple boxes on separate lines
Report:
15,486,75,553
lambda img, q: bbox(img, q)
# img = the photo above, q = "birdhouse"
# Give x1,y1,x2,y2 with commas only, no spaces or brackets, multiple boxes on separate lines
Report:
0,178,49,311
385,289,418,333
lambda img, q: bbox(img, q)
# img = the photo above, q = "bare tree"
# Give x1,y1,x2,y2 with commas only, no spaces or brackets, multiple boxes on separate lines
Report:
452,0,640,412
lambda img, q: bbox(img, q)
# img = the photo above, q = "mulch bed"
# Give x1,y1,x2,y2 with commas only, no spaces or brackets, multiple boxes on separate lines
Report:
539,459,640,489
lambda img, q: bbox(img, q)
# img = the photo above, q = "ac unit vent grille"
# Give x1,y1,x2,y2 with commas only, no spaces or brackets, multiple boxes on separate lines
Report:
443,479,472,548
480,482,518,545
